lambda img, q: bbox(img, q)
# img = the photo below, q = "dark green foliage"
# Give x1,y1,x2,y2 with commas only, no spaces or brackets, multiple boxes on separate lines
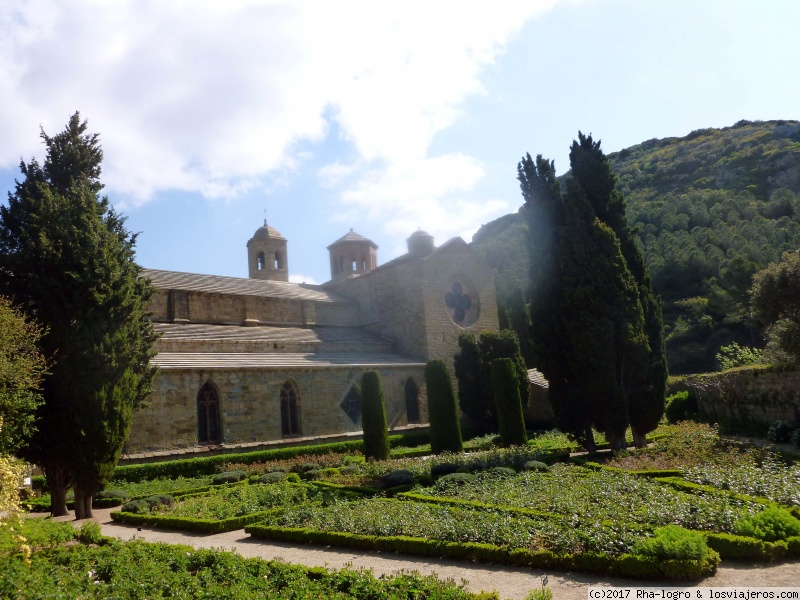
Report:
212,470,247,485
120,499,149,514
704,532,785,560
454,330,529,434
0,113,158,516
431,463,461,479
360,370,390,461
664,391,698,424
507,288,534,365
734,507,800,541
381,470,415,488
425,360,463,454
478,121,800,374
631,525,710,561
791,429,800,448
519,135,666,450
522,461,549,472
751,251,800,364
292,462,321,473
489,466,516,477
77,521,103,545
492,358,528,447
767,420,793,443
437,472,475,486
258,471,287,484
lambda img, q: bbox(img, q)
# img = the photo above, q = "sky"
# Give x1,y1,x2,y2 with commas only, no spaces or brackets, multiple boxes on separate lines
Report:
1,0,798,285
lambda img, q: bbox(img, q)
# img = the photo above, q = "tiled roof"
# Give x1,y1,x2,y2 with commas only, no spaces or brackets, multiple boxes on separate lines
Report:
142,268,351,303
528,368,549,389
154,322,389,346
152,352,425,370
327,229,378,248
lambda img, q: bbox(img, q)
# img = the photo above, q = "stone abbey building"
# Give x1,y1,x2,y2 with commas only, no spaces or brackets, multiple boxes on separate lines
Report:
124,222,499,455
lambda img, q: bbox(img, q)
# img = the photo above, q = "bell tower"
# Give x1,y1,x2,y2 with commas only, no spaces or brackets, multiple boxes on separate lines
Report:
247,219,288,282
327,229,378,282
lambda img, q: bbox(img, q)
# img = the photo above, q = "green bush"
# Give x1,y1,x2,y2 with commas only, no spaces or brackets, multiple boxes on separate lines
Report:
78,521,103,545
490,466,516,477
425,360,463,454
120,499,149,514
492,358,528,447
95,489,128,500
212,471,247,485
437,473,475,486
704,532,781,560
430,463,460,479
791,429,800,448
734,507,800,541
258,472,287,484
361,371,390,461
767,420,793,443
631,525,710,561
286,473,301,483
664,391,697,424
522,461,549,472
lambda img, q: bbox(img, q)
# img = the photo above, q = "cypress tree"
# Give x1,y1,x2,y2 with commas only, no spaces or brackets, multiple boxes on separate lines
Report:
0,113,158,517
507,288,534,366
491,358,528,447
360,370,390,461
424,360,462,454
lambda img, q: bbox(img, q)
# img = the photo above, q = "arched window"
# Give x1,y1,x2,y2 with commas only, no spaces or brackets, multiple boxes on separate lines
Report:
274,251,282,269
257,252,265,271
280,381,300,436
352,259,357,272
405,378,420,424
197,382,221,444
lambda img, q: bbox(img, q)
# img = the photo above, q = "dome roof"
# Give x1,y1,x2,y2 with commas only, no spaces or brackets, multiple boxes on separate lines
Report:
407,229,432,239
327,229,378,249
251,221,285,240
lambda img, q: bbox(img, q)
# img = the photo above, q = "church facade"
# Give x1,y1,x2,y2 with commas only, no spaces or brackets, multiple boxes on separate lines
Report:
124,223,499,455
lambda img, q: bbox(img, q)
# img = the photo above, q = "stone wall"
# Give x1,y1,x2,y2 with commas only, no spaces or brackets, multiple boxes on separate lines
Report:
671,366,800,428
125,364,427,453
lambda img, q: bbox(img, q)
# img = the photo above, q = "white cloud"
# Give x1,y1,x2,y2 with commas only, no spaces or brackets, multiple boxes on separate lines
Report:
0,0,558,224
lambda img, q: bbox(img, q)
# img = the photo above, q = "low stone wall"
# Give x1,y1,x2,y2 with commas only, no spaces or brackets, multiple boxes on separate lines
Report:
670,366,800,429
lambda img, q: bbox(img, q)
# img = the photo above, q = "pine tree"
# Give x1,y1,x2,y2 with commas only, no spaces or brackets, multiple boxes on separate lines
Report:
0,113,158,517
360,370,390,461
424,360,463,454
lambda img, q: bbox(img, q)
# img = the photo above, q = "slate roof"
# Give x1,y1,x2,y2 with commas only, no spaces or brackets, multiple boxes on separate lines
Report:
152,352,425,370
154,322,390,346
143,268,352,303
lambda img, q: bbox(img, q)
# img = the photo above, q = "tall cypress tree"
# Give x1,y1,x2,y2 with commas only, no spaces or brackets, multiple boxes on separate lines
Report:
519,134,666,451
0,113,158,517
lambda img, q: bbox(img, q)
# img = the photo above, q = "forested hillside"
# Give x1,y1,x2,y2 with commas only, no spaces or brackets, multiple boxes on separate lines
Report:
473,120,800,373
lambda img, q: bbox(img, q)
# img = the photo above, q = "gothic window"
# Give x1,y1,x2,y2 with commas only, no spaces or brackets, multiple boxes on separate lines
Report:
280,380,300,436
197,382,221,444
275,251,283,270
444,279,479,326
405,378,420,424
257,252,265,271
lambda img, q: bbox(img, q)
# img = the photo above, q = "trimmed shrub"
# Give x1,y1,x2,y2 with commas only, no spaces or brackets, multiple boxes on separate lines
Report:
767,420,793,444
96,489,129,501
286,473,301,483
522,461,549,472
212,470,247,485
361,371,390,461
430,463,460,479
490,466,516,477
258,472,287,484
631,525,710,561
381,470,415,488
492,358,528,447
734,507,800,541
425,360,463,454
664,391,697,424
120,499,149,514
437,472,475,486
145,494,175,510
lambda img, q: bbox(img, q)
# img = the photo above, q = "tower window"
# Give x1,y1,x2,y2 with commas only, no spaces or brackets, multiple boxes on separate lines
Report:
275,251,282,269
257,252,265,271
352,260,357,271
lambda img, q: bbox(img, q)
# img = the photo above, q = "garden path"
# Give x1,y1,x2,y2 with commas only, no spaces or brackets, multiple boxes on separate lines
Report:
56,508,800,600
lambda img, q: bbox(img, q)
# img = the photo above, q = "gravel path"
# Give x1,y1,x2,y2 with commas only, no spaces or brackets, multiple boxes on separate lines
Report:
51,508,800,600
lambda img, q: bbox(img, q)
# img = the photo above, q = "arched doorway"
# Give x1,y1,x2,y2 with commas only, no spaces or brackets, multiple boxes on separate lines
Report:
405,378,420,424
197,382,221,444
280,380,300,436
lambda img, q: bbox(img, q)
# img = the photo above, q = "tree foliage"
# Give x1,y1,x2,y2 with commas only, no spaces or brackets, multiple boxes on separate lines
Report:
0,297,46,456
750,251,800,364
360,371,390,461
476,120,800,373
491,358,527,447
519,133,667,450
0,113,158,518
454,330,529,434
424,360,462,454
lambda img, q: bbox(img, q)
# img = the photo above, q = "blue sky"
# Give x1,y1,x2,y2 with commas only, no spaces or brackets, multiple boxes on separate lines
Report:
1,0,798,285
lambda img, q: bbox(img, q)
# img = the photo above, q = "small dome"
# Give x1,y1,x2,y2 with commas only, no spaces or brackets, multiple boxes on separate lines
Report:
252,221,285,240
408,229,432,239
407,229,434,257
